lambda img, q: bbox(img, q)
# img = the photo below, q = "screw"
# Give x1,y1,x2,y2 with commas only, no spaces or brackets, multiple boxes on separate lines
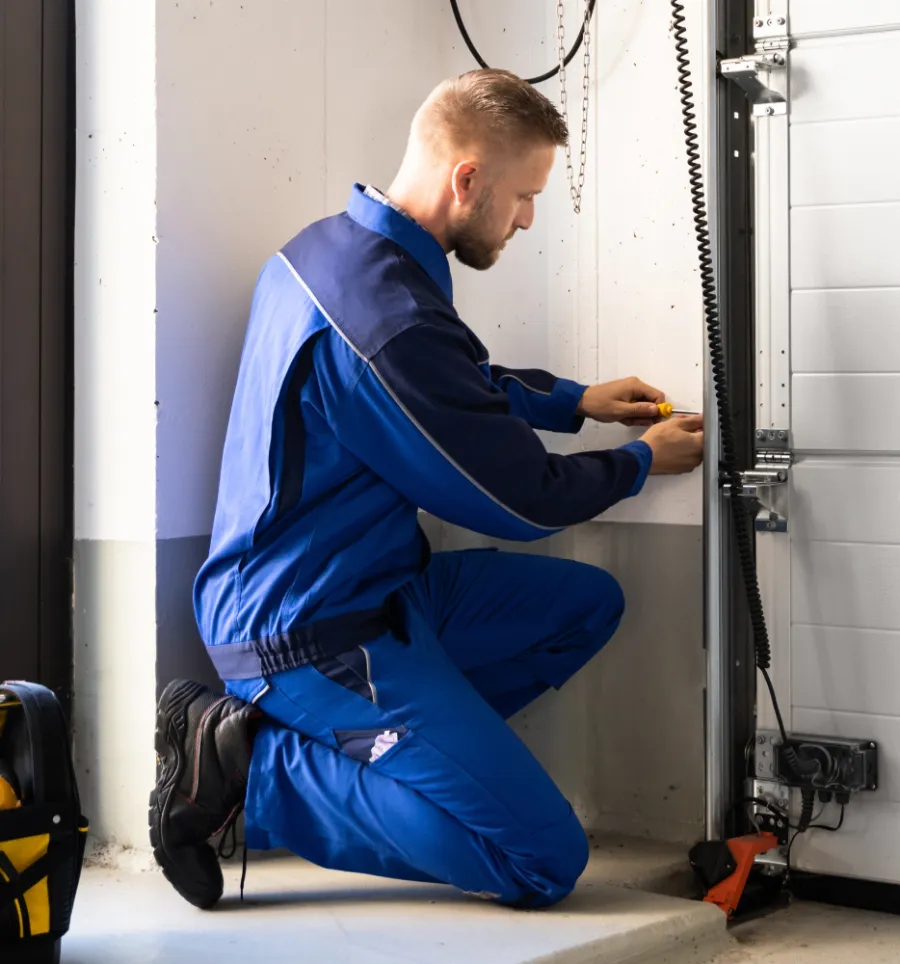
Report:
758,736,767,745
767,521,776,530
777,17,786,25
52,815,61,825
765,107,775,116
767,18,774,26
778,431,786,439
755,18,764,27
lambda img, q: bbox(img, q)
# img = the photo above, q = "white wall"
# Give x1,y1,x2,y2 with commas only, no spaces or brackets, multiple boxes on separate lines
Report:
74,0,708,849
73,0,159,850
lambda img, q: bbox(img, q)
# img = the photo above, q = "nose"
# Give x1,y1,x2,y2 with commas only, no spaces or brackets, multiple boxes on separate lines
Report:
515,200,535,232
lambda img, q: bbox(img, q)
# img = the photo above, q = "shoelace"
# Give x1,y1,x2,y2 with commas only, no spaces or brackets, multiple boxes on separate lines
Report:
215,803,250,901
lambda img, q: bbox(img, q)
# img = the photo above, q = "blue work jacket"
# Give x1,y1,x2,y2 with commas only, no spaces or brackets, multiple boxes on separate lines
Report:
195,185,652,680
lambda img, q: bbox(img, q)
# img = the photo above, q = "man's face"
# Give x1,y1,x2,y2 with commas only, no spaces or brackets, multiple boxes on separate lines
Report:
448,143,556,271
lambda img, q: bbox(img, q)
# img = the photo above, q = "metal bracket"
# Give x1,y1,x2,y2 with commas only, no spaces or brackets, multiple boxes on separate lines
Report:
756,509,787,533
722,430,791,530
720,55,788,116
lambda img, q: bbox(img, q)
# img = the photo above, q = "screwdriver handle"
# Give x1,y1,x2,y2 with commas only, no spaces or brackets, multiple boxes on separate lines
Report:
658,403,699,418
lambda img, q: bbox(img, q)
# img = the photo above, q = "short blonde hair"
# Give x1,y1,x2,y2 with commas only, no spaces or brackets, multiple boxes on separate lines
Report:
416,69,569,154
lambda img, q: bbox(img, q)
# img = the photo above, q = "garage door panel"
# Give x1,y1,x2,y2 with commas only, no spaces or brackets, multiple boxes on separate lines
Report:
791,120,900,207
792,204,900,290
791,36,900,124
793,625,900,716
794,708,900,802
791,2,900,36
793,375,900,451
792,462,900,542
792,542,900,631
793,290,900,373
789,799,900,881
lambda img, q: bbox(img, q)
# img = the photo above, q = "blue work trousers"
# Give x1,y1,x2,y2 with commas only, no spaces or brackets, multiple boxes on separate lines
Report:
227,549,625,908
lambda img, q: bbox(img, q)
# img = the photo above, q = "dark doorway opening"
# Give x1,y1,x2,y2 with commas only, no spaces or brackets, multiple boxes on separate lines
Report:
0,1,74,715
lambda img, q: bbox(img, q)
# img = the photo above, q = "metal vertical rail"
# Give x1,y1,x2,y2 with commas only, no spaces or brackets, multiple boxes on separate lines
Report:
703,0,730,843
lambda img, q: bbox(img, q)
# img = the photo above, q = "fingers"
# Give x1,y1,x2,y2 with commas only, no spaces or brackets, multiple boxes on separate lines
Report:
674,413,704,432
628,377,666,404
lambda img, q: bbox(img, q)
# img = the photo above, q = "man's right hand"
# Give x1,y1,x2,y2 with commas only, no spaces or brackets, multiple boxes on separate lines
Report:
641,414,704,475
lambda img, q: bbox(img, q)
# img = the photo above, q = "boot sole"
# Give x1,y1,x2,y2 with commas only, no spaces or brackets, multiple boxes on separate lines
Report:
149,680,224,910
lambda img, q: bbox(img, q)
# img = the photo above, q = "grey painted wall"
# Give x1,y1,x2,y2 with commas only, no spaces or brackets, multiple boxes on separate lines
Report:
425,517,706,845
155,536,222,696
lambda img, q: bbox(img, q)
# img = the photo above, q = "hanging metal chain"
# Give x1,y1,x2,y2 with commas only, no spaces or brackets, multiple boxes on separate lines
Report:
557,0,592,214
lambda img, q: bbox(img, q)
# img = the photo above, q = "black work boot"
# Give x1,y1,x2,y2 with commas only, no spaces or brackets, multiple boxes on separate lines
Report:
149,679,260,909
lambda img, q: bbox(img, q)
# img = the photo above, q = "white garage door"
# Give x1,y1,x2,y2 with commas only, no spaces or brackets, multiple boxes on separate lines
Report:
754,1,900,882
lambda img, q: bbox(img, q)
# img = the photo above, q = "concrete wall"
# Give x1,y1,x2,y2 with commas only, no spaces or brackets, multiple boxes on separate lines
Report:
74,0,707,849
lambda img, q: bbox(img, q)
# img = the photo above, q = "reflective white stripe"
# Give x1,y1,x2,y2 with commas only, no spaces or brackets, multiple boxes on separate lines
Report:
279,251,556,534
368,361,558,533
496,372,553,397
276,251,366,361
359,645,378,705
251,684,270,704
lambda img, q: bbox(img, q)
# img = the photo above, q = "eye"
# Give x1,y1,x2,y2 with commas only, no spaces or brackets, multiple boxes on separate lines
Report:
521,193,535,202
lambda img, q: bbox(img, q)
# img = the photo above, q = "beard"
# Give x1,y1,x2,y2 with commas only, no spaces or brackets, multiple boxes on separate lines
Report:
448,189,510,271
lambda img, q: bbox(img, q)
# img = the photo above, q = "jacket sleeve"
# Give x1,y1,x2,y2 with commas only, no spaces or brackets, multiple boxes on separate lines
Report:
488,365,587,434
333,317,653,542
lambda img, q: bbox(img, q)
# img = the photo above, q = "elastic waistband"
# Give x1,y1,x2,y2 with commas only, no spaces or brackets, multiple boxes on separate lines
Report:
206,604,397,681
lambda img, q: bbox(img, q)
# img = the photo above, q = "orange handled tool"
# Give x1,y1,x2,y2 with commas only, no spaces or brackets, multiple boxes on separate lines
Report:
658,403,701,418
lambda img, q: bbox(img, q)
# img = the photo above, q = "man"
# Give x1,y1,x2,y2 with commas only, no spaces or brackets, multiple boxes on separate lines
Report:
150,69,703,912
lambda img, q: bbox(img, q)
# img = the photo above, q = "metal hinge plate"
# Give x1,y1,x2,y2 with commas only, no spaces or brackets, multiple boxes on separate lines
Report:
753,13,789,42
721,18,791,116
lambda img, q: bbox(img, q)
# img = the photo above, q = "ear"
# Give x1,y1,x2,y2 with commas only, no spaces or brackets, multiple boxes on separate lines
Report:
450,161,479,205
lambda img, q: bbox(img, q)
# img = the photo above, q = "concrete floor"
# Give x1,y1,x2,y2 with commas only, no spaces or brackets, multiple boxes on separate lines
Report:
714,901,900,964
63,838,900,964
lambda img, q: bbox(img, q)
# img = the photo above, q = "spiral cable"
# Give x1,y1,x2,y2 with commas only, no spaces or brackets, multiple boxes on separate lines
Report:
670,0,790,746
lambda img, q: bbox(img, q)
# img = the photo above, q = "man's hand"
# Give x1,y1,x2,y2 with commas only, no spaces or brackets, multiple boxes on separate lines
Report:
641,414,704,475
577,377,665,426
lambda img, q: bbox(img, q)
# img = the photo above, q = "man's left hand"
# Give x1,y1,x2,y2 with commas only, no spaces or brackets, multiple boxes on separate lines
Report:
577,377,665,426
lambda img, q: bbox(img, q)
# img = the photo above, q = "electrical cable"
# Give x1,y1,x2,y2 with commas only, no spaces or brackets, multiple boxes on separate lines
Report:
786,804,845,882
449,0,597,86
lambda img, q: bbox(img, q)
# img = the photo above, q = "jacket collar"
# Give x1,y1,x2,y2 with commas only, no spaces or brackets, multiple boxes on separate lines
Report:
346,184,453,303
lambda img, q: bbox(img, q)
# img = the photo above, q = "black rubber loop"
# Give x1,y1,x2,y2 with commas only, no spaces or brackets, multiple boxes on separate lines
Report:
449,0,598,86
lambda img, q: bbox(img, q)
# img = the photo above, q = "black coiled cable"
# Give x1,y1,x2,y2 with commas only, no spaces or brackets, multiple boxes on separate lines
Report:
449,0,598,86
670,1,792,749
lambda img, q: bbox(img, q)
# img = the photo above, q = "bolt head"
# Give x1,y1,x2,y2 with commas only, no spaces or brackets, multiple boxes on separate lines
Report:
757,736,767,744
755,18,764,26
765,107,775,115
767,18,774,25
777,17,786,25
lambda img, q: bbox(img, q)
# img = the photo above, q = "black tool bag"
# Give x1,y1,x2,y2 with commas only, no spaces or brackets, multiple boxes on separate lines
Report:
0,682,89,964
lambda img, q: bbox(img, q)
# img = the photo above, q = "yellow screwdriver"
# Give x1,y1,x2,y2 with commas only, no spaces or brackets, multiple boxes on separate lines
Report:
657,403,700,419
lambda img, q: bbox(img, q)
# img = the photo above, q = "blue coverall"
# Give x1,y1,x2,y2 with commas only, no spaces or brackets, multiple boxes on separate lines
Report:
194,185,653,907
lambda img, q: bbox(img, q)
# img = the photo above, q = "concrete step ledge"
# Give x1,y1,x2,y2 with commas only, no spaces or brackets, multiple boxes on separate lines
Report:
70,855,734,964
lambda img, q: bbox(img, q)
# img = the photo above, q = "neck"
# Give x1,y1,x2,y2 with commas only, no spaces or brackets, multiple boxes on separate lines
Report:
386,168,452,252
